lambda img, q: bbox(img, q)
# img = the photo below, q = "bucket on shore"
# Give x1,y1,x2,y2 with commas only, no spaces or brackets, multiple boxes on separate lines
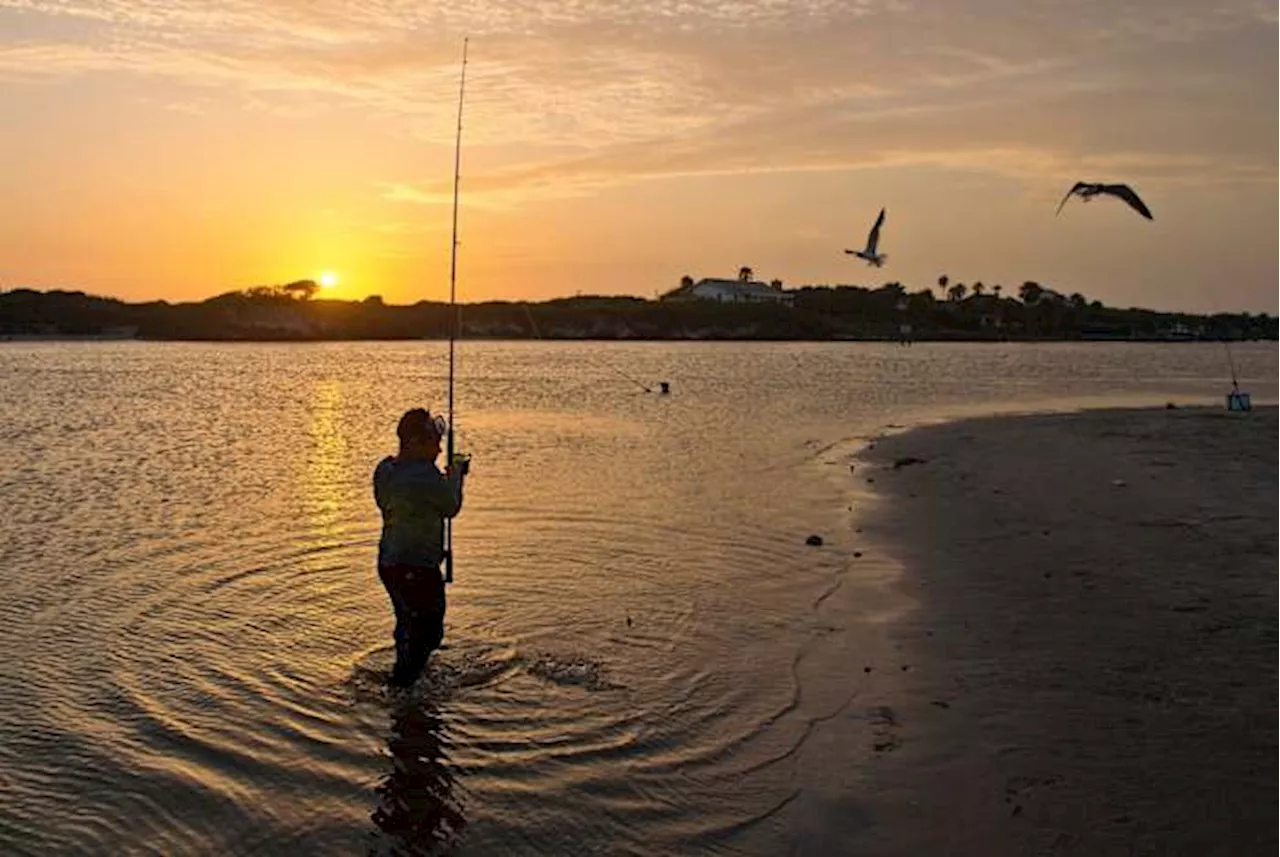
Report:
1226,390,1252,411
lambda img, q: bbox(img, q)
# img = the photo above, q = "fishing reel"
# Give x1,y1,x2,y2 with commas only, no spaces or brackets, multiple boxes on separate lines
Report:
428,413,448,439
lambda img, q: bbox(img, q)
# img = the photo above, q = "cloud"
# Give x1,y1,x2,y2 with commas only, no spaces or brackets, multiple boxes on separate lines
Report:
2,1,1274,189
380,183,439,205
380,47,1275,207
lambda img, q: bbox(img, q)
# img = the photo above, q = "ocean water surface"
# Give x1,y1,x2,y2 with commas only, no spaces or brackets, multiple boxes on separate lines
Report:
0,340,1274,856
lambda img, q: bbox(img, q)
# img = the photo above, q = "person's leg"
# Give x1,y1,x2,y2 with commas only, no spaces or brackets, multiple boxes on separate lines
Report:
396,566,444,685
425,569,446,653
379,564,418,687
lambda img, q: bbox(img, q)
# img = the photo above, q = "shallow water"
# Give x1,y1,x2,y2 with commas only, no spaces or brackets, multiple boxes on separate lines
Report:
0,340,1273,856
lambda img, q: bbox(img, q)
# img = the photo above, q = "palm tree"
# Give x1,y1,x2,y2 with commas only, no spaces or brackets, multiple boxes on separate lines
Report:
738,266,754,283
1019,281,1044,305
680,275,694,289
947,282,967,303
936,274,949,299
992,284,1003,300
972,281,985,297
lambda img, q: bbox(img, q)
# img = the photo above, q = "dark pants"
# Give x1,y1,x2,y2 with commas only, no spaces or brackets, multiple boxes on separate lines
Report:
378,563,446,687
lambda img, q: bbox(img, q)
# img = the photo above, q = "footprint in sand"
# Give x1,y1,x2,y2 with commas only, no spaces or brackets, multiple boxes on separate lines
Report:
868,705,901,753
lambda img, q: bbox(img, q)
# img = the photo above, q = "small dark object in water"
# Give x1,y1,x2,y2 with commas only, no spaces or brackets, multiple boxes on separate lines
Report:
658,381,670,395
867,477,875,484
805,534,824,546
853,551,863,558
892,456,925,469
1166,402,1177,410
931,700,950,709
901,665,909,671
864,666,872,673
626,615,633,627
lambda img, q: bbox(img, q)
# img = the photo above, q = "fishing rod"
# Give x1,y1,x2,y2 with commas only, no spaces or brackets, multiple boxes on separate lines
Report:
521,303,654,393
444,37,469,585
1202,282,1250,408
1222,338,1240,391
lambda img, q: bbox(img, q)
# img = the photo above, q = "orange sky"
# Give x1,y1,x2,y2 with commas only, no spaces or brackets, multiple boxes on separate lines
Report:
1,1,1276,313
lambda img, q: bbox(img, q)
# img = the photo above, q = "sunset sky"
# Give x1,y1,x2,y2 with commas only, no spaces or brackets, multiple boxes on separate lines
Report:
1,1,1275,312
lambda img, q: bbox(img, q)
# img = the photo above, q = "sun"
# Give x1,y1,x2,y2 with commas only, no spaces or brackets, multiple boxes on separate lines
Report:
318,271,339,289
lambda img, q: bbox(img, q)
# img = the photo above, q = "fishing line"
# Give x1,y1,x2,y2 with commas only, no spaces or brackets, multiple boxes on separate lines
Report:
521,302,655,394
444,37,469,585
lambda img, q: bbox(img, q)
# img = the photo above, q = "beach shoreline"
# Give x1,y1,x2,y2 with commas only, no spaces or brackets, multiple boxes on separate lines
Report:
847,405,1277,856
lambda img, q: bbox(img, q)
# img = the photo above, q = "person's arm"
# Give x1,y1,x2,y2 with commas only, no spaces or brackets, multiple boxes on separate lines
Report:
415,466,465,518
373,460,389,512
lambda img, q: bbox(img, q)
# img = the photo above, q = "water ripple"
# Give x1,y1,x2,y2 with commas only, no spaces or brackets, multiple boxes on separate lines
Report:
0,341,1273,855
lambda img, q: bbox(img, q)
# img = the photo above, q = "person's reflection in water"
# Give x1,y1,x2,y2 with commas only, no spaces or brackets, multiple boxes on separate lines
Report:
369,691,466,856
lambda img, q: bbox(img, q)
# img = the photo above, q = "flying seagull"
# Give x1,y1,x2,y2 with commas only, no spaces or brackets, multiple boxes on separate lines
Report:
1056,182,1153,220
845,208,887,267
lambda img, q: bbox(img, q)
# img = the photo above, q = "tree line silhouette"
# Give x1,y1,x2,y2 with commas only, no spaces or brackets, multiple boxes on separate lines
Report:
1,278,1274,342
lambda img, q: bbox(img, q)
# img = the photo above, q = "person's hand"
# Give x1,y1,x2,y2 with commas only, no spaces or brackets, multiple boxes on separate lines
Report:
448,454,471,478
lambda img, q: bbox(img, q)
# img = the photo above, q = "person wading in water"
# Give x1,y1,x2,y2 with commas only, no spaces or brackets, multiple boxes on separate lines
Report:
373,408,469,687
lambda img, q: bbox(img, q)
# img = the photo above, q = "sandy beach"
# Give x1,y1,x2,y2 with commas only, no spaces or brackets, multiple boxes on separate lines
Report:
854,406,1277,856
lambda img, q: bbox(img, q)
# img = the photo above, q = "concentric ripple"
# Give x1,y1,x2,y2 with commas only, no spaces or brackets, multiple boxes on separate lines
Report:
0,340,1273,856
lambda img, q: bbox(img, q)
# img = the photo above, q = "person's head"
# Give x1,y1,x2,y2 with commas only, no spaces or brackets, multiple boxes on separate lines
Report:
397,408,445,461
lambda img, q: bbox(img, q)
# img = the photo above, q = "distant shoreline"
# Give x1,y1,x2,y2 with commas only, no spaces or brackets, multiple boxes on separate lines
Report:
2,332,1274,345
1,333,140,342
3,286,1275,343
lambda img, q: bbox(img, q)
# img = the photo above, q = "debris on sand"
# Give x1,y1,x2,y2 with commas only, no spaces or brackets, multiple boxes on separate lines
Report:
805,534,824,547
893,456,927,469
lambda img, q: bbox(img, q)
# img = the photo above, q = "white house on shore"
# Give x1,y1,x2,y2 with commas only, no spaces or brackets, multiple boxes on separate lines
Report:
662,267,794,306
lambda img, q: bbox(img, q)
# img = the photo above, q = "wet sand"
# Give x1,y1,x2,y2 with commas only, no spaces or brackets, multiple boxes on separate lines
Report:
854,406,1277,856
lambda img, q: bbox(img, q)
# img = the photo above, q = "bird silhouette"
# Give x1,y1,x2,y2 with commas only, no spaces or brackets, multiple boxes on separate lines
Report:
844,208,887,267
1056,182,1153,220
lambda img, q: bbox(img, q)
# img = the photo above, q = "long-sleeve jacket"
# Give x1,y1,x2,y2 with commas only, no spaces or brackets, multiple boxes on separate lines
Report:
373,456,464,568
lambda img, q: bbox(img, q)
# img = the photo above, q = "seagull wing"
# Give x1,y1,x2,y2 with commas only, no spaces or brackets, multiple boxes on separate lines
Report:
865,208,886,253
1055,182,1089,216
1103,184,1153,220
